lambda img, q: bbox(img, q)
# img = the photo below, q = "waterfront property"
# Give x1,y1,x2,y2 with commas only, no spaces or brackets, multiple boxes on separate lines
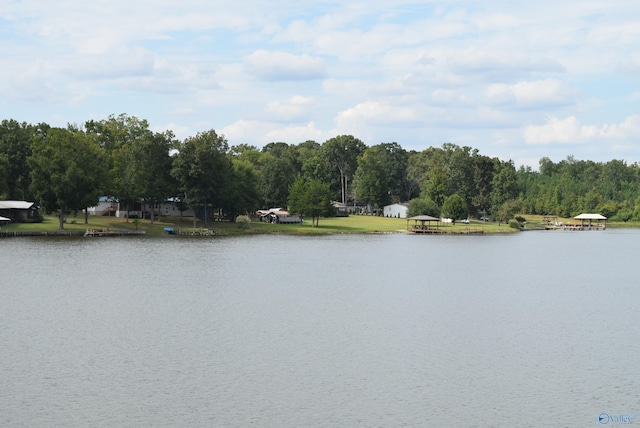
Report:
562,213,607,231
383,203,409,218
257,208,302,224
86,198,196,219
407,214,441,233
0,200,39,222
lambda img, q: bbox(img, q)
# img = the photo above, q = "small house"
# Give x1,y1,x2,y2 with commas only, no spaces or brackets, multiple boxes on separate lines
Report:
0,201,39,223
257,208,302,224
383,203,409,218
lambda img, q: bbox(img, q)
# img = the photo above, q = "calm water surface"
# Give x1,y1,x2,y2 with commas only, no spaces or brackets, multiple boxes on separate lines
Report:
2,230,640,427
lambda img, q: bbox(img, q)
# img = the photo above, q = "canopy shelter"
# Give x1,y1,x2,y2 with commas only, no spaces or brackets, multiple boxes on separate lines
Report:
407,215,440,233
569,213,606,230
573,213,607,220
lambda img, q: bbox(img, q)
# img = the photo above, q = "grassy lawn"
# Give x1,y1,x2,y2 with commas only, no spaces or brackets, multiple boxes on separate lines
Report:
1,213,523,236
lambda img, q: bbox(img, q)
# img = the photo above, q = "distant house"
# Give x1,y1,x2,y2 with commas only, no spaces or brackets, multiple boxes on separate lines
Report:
86,198,195,218
142,202,195,218
0,201,39,222
85,197,118,216
257,208,302,224
383,203,409,218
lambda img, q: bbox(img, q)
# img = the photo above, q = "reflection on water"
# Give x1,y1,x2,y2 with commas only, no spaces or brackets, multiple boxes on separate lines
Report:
1,230,640,427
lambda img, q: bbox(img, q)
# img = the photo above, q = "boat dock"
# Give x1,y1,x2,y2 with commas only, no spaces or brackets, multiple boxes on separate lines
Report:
560,224,606,231
164,227,220,236
84,229,146,237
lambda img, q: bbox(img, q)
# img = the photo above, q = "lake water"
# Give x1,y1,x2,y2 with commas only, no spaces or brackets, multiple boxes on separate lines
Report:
2,229,640,427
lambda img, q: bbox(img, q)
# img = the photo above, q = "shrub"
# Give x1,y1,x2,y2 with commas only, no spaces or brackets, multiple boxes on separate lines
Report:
508,219,521,230
236,215,251,229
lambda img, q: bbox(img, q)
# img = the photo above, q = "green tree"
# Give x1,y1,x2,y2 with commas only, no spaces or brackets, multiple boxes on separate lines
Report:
354,145,390,211
490,160,517,215
495,199,524,225
407,196,440,218
257,154,296,208
226,159,260,220
0,119,40,200
171,130,232,226
137,130,177,223
86,114,155,220
441,194,468,221
29,127,107,229
0,153,9,198
321,135,366,204
112,141,143,221
288,176,334,227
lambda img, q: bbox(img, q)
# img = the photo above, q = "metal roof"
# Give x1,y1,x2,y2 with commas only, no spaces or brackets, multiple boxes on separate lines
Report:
573,213,607,220
408,215,440,221
0,201,37,209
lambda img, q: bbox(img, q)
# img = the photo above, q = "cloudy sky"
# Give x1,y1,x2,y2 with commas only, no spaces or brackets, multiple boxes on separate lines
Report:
1,1,640,167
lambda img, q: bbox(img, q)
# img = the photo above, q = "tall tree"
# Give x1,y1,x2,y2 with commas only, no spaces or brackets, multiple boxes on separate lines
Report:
441,194,468,221
226,158,260,220
171,130,232,226
321,135,366,205
137,130,177,223
29,127,107,229
0,153,9,199
490,160,517,215
353,145,390,211
86,114,154,219
288,176,333,227
258,143,298,208
0,119,38,200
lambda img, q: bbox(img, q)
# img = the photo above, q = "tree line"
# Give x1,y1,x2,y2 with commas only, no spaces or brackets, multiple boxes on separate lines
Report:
2,114,640,229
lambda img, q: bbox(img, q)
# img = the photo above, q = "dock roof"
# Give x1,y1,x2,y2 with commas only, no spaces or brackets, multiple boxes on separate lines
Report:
573,213,607,220
408,215,440,221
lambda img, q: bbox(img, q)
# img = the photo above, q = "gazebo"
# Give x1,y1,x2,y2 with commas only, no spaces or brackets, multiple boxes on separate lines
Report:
407,215,440,233
566,213,606,230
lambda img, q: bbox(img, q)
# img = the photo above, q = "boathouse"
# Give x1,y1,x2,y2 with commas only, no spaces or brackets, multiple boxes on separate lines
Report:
407,215,440,233
563,213,607,231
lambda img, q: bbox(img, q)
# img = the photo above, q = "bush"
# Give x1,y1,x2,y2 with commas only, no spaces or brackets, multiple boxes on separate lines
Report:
236,215,251,229
508,219,522,230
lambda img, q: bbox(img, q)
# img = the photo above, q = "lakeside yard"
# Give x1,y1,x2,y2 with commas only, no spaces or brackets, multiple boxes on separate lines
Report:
0,213,590,236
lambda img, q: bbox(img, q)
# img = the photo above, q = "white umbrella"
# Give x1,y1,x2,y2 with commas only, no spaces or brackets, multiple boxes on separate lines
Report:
0,215,11,222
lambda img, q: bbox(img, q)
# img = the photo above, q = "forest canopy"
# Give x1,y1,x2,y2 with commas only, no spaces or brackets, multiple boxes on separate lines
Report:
2,114,640,227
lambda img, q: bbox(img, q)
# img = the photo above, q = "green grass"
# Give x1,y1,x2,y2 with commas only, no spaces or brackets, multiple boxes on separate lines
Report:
1,213,522,236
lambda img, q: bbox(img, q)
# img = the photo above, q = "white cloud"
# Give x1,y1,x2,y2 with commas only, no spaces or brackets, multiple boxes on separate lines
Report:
243,50,327,81
336,101,418,134
265,95,315,121
524,115,640,145
3,0,640,163
486,79,577,109
447,49,565,80
221,119,331,145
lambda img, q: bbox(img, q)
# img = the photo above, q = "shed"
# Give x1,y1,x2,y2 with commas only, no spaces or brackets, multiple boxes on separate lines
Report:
383,203,409,218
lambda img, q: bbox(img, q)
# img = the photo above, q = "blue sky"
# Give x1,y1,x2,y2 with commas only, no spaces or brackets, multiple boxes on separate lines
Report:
1,0,640,168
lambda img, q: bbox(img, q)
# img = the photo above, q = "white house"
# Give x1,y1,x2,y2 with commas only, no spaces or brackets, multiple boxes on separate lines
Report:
86,198,195,218
383,203,409,218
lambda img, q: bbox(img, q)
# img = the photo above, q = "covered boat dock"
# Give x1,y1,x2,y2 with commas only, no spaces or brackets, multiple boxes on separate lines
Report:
562,213,606,231
407,215,441,233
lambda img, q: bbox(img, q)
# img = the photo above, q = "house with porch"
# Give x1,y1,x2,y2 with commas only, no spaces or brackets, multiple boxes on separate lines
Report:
0,201,39,222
